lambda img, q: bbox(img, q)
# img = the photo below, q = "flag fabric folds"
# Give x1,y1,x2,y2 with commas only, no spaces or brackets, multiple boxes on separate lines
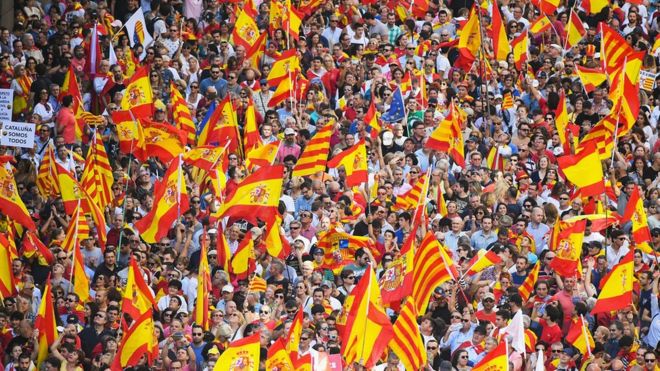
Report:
124,8,153,47
214,165,283,223
566,315,595,355
380,88,406,123
35,278,57,366
511,30,529,69
214,333,261,371
389,299,426,370
549,220,586,278
194,238,211,330
134,156,189,243
0,234,16,300
112,310,158,369
292,123,333,177
529,15,552,34
621,186,652,246
472,340,508,371
426,102,466,167
557,141,605,196
465,249,503,276
565,10,586,50
0,166,36,230
518,261,541,302
327,139,368,186
120,66,153,118
72,242,90,303
576,65,607,93
121,256,156,319
80,133,114,210
413,232,459,313
591,250,633,314
491,4,510,60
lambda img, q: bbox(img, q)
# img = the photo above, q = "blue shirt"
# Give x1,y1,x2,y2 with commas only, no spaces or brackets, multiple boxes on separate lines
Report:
526,223,550,254
294,195,315,217
199,77,228,98
470,230,498,250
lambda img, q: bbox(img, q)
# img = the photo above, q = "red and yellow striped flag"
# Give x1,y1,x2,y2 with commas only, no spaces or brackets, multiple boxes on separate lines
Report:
426,102,465,167
292,122,333,177
264,215,291,259
518,261,540,302
134,156,189,243
413,232,459,313
501,92,514,110
394,175,427,211
248,274,268,293
80,133,114,210
37,145,59,198
0,234,16,300
465,250,503,276
34,278,57,366
591,250,633,314
61,203,90,253
389,299,426,370
0,166,36,231
170,83,196,144
72,242,90,303
327,139,368,187
576,65,607,93
194,237,211,330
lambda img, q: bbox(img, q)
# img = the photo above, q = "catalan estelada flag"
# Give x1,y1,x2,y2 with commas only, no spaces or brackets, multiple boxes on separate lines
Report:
0,166,36,230
214,165,283,224
426,102,465,167
0,234,16,300
591,250,633,314
214,334,261,371
170,83,196,144
327,139,368,187
122,256,156,319
472,340,508,371
120,65,153,119
112,310,158,369
34,278,57,366
557,141,605,196
518,261,540,302
292,122,333,177
134,156,189,243
340,268,394,368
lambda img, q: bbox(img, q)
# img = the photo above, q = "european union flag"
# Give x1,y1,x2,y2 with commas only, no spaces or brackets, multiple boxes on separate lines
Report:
380,87,406,123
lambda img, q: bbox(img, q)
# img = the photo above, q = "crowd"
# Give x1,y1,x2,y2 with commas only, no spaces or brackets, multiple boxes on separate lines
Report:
0,0,659,369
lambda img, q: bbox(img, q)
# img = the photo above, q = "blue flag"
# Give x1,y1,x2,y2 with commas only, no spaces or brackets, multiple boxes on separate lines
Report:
380,87,406,123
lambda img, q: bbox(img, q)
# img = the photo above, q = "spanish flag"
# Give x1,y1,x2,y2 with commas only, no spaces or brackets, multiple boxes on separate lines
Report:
246,140,279,170
112,109,148,161
142,119,186,163
120,65,153,119
197,97,241,155
413,232,458,313
529,15,552,34
566,315,595,355
134,156,189,243
263,215,291,259
0,166,36,231
511,30,529,69
292,122,333,177
472,340,508,371
608,51,644,135
214,164,283,223
491,4,510,60
557,141,605,196
72,242,90,303
317,228,377,272
456,6,481,70
194,238,211,331
380,233,414,305
549,220,586,278
576,65,607,94
621,186,652,245
531,0,559,14
286,307,303,359
34,278,57,366
214,334,261,371
554,91,572,155
363,98,381,139
591,250,633,314
266,339,295,370
340,268,394,368
0,234,16,300
518,261,540,302
283,0,303,40
389,299,426,370
426,102,465,167
231,8,261,52
183,145,227,172
230,233,256,280
266,49,301,87
327,139,368,187
565,10,586,50
465,249,503,276
112,310,158,369
216,224,231,273
122,256,156,319
243,99,261,153
582,0,608,14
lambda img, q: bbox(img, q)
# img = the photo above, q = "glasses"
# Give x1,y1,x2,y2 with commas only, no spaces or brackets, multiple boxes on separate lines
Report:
301,337,310,341
345,276,355,280
462,319,470,322
275,294,284,298
560,197,569,200
228,75,236,79
427,346,438,350
191,200,201,204
260,311,270,315
552,350,562,353
460,356,468,359
410,171,419,174
646,359,656,363
95,314,106,319
192,333,203,336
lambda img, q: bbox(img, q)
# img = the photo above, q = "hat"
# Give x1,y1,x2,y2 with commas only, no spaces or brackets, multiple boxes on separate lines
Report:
463,107,475,117
382,131,394,146
259,78,268,85
321,280,333,288
284,127,296,136
562,347,576,357
208,346,220,355
302,261,314,270
466,136,479,143
208,228,217,235
66,314,79,324
549,44,562,51
516,170,529,181
483,292,496,301
537,71,548,79
222,284,234,293
249,226,263,238
208,249,218,256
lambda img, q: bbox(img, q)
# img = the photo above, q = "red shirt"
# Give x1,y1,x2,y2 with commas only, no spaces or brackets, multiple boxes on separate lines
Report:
56,106,77,144
475,310,496,323
538,318,563,345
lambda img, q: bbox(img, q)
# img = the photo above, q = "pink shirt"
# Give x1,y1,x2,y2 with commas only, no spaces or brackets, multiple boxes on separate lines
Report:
56,107,77,144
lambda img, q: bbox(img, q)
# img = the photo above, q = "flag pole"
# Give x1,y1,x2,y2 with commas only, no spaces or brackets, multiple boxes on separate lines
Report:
68,199,81,294
475,5,491,132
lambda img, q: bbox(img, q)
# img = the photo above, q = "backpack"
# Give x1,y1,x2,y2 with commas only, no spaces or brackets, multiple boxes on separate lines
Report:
146,15,162,37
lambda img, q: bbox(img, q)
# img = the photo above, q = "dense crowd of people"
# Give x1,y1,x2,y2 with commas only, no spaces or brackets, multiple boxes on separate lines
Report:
0,0,659,369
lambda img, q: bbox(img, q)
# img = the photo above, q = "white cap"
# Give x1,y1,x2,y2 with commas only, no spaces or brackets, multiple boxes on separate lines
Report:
284,127,296,135
382,131,394,146
222,284,234,293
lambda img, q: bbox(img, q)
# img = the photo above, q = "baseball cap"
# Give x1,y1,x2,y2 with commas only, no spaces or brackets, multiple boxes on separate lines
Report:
483,292,496,301
222,284,234,293
284,127,296,136
382,131,394,146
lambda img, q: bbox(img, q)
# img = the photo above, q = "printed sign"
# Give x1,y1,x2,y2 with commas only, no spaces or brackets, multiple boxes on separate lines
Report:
1,121,35,149
0,89,13,122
